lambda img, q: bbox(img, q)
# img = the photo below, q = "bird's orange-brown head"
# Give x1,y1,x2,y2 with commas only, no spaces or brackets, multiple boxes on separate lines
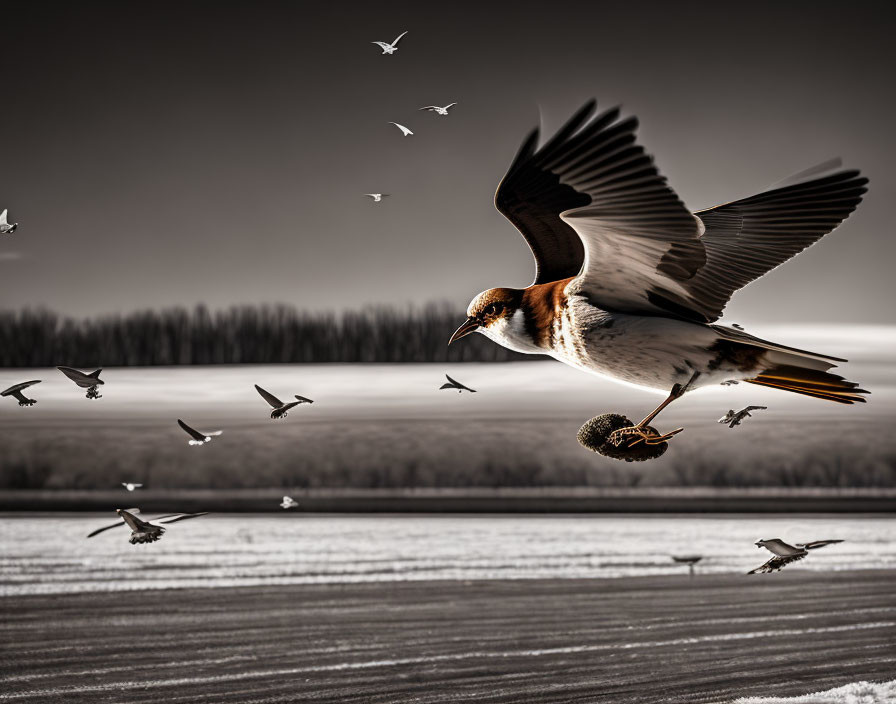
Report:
449,288,522,345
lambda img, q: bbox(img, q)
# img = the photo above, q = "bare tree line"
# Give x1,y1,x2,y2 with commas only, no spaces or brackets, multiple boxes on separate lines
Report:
0,304,535,367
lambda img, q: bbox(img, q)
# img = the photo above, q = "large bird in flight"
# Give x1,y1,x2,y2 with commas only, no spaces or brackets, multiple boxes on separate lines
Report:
450,100,868,450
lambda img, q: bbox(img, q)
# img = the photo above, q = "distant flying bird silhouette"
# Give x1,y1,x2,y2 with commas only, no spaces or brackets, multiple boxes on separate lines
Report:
255,384,313,419
280,496,298,509
364,193,389,202
389,122,413,136
0,209,17,235
57,366,104,399
121,482,143,492
1,380,41,406
718,405,767,428
177,419,223,446
372,31,407,55
87,508,209,544
748,538,844,574
439,374,476,393
419,103,456,116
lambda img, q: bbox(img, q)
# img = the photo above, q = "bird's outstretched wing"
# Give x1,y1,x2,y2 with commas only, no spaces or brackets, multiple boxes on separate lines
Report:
157,511,209,524
496,100,867,322
799,539,844,550
439,382,456,390
748,552,807,574
372,41,390,50
294,395,313,404
1,380,41,397
87,521,125,538
419,106,439,111
255,385,284,408
279,401,301,413
0,209,7,225
443,103,457,110
57,366,98,387
743,406,767,412
389,122,413,136
444,374,475,392
391,31,407,45
177,419,206,441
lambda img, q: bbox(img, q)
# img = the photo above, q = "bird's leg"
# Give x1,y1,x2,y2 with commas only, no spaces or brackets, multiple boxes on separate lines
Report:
609,372,700,448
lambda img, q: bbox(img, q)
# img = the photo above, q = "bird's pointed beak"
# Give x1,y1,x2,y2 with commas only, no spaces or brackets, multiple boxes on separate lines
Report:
449,317,479,345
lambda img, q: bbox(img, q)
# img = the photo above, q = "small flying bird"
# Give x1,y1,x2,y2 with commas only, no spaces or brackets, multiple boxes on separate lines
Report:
87,508,209,545
372,31,407,55
177,419,223,446
121,482,143,492
1,380,41,406
718,405,767,428
748,538,844,574
671,555,703,577
280,496,298,509
389,122,413,137
449,100,869,452
255,384,312,419
439,374,476,393
57,366,104,399
0,209,18,235
419,103,457,116
364,193,389,202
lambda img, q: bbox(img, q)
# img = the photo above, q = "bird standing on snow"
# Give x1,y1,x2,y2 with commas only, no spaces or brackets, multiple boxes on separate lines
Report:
1,380,41,406
280,496,298,509
364,193,389,202
748,539,843,574
449,100,868,451
177,419,223,446
419,103,456,116
372,31,407,55
57,366,104,399
87,508,209,545
122,482,143,492
439,374,476,393
389,122,413,137
0,209,18,235
255,384,313,419
718,405,767,428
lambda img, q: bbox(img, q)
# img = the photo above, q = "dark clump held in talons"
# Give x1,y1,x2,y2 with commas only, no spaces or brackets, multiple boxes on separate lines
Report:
577,413,668,462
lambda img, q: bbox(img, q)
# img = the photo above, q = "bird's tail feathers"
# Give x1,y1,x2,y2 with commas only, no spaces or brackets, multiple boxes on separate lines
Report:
745,365,868,405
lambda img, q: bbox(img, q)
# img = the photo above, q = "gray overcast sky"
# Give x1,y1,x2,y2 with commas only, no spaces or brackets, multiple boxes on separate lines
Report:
1,0,893,323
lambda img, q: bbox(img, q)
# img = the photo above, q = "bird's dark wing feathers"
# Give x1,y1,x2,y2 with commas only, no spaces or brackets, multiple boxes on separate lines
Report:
748,552,807,574
496,100,867,323
799,539,844,550
255,384,284,408
157,512,209,524
685,172,868,321
495,100,698,294
86,521,125,538
177,419,206,441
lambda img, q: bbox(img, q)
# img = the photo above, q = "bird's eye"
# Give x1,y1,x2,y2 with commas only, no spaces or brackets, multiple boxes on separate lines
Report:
484,302,504,317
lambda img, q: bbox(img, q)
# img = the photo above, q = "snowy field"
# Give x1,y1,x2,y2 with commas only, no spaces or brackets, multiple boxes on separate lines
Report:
1,513,893,596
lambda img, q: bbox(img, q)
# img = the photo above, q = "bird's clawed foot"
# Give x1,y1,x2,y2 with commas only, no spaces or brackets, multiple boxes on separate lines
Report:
608,424,683,448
